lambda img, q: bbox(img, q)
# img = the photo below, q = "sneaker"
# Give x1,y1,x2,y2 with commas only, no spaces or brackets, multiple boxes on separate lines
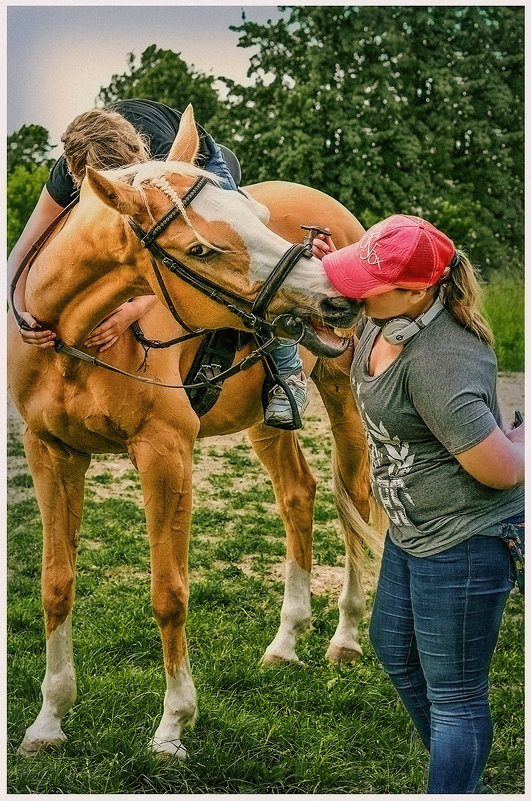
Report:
264,372,309,428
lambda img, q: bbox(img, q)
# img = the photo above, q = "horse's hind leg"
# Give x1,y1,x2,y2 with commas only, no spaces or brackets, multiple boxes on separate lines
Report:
247,423,315,664
18,430,90,755
312,363,381,663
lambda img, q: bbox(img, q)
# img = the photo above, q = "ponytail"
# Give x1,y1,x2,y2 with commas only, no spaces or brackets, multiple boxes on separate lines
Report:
442,250,494,347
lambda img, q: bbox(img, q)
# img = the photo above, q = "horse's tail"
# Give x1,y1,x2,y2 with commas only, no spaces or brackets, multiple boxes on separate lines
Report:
332,451,387,565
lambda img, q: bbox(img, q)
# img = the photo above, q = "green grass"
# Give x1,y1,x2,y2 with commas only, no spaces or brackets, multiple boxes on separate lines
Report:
483,279,524,372
7,419,524,794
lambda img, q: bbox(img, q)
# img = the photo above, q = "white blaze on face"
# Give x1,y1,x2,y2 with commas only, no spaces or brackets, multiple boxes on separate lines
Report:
191,187,339,299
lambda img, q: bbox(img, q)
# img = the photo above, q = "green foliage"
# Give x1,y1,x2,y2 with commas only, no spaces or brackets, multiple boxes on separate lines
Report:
483,279,524,372
212,6,523,276
8,124,55,172
97,44,221,128
8,9,523,282
7,124,55,253
7,164,49,254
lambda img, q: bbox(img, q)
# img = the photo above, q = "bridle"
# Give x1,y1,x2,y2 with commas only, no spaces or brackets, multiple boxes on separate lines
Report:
126,175,312,341
10,175,315,391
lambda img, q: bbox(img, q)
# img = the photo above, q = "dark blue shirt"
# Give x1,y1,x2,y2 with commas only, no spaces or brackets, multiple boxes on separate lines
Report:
46,98,236,206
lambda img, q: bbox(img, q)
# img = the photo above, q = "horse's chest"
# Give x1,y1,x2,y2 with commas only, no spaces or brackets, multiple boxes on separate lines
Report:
25,377,130,453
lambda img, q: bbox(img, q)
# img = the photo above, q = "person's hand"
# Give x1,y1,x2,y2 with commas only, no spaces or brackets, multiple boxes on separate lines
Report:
84,301,140,352
505,418,525,445
18,311,56,348
312,233,337,260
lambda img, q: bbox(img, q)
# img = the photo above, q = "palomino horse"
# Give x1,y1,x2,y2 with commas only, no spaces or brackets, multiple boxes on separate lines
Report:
8,107,381,758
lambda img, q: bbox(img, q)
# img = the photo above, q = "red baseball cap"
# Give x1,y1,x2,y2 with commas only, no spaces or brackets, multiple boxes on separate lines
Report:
322,214,456,299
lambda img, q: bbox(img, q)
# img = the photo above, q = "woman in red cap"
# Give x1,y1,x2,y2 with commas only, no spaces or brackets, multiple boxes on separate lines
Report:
314,216,524,794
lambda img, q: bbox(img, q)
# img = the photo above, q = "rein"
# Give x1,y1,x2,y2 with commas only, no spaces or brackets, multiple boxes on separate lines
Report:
11,175,312,393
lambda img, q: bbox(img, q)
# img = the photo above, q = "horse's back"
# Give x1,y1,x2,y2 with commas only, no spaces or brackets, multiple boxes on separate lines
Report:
244,181,365,248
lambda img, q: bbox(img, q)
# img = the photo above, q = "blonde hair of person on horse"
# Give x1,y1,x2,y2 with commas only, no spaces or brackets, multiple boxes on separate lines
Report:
313,217,524,794
61,108,150,187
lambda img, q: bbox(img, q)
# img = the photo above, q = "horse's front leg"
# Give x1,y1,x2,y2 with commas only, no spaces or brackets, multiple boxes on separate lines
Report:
18,430,90,755
129,414,199,758
247,423,315,664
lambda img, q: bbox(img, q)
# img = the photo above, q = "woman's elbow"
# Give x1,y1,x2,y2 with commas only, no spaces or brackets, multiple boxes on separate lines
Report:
478,467,524,491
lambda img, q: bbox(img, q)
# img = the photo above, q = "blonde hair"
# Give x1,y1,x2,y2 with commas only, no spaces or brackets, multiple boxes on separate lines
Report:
61,107,150,187
442,250,494,346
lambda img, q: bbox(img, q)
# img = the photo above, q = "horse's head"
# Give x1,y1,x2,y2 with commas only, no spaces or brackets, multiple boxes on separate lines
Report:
84,105,360,356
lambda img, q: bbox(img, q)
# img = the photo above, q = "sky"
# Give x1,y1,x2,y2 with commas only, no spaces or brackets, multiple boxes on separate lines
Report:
7,3,284,153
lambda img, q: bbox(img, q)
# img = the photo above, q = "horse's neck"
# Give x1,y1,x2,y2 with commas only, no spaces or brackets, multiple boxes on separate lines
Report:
25,209,150,345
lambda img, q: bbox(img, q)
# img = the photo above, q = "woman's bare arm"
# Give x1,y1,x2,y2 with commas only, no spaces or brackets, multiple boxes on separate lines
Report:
8,186,64,346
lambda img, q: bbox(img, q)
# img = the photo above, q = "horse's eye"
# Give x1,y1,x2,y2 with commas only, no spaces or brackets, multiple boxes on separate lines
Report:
188,244,212,258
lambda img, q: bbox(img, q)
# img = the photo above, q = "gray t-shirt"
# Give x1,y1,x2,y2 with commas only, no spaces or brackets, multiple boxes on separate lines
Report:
351,309,524,556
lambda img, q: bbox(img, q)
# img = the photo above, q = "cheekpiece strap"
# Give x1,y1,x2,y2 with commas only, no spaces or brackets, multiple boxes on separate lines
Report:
138,176,209,248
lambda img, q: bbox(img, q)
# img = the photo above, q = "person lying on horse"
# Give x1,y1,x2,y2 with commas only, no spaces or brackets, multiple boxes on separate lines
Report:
8,98,309,429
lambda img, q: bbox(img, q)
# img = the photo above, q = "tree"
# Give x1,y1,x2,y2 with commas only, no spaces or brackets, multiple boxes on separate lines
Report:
8,124,55,173
214,6,523,275
7,125,55,252
7,164,49,253
97,45,221,127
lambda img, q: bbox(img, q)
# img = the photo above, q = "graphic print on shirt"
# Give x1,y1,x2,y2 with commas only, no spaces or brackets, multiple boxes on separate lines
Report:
355,381,415,527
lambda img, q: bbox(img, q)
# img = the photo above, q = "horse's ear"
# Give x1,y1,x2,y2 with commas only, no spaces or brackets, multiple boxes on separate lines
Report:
85,166,143,215
166,104,199,164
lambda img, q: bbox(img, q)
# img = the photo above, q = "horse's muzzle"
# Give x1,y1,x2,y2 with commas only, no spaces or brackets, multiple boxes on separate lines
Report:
277,295,361,359
318,295,362,327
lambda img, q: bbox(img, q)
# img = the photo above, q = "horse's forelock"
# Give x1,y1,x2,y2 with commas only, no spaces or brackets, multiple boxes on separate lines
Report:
104,160,226,251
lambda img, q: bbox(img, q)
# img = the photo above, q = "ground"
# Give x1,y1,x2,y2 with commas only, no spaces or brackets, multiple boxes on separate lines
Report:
7,371,524,597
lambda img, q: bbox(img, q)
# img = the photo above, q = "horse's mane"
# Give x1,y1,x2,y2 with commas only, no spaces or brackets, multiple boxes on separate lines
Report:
107,159,217,190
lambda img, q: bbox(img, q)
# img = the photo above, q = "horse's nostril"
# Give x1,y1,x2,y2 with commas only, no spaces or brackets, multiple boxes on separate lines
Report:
320,296,360,315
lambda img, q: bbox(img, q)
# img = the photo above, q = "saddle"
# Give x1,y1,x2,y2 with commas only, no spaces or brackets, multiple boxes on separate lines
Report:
183,329,252,417
181,328,302,429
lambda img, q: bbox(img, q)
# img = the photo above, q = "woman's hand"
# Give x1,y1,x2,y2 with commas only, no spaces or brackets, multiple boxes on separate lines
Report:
505,418,525,445
312,233,337,260
84,296,157,352
18,312,57,348
84,302,139,352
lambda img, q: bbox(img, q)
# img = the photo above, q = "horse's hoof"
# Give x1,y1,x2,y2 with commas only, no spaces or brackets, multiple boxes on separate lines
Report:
326,642,362,663
17,732,66,756
260,651,301,666
150,737,187,760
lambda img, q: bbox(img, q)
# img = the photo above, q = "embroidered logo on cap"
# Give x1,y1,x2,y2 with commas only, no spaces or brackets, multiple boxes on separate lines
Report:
358,221,386,270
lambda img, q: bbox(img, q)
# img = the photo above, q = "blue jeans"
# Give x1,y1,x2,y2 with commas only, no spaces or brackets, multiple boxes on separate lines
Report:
205,145,302,376
205,146,301,376
270,340,302,376
205,145,237,191
369,527,517,793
